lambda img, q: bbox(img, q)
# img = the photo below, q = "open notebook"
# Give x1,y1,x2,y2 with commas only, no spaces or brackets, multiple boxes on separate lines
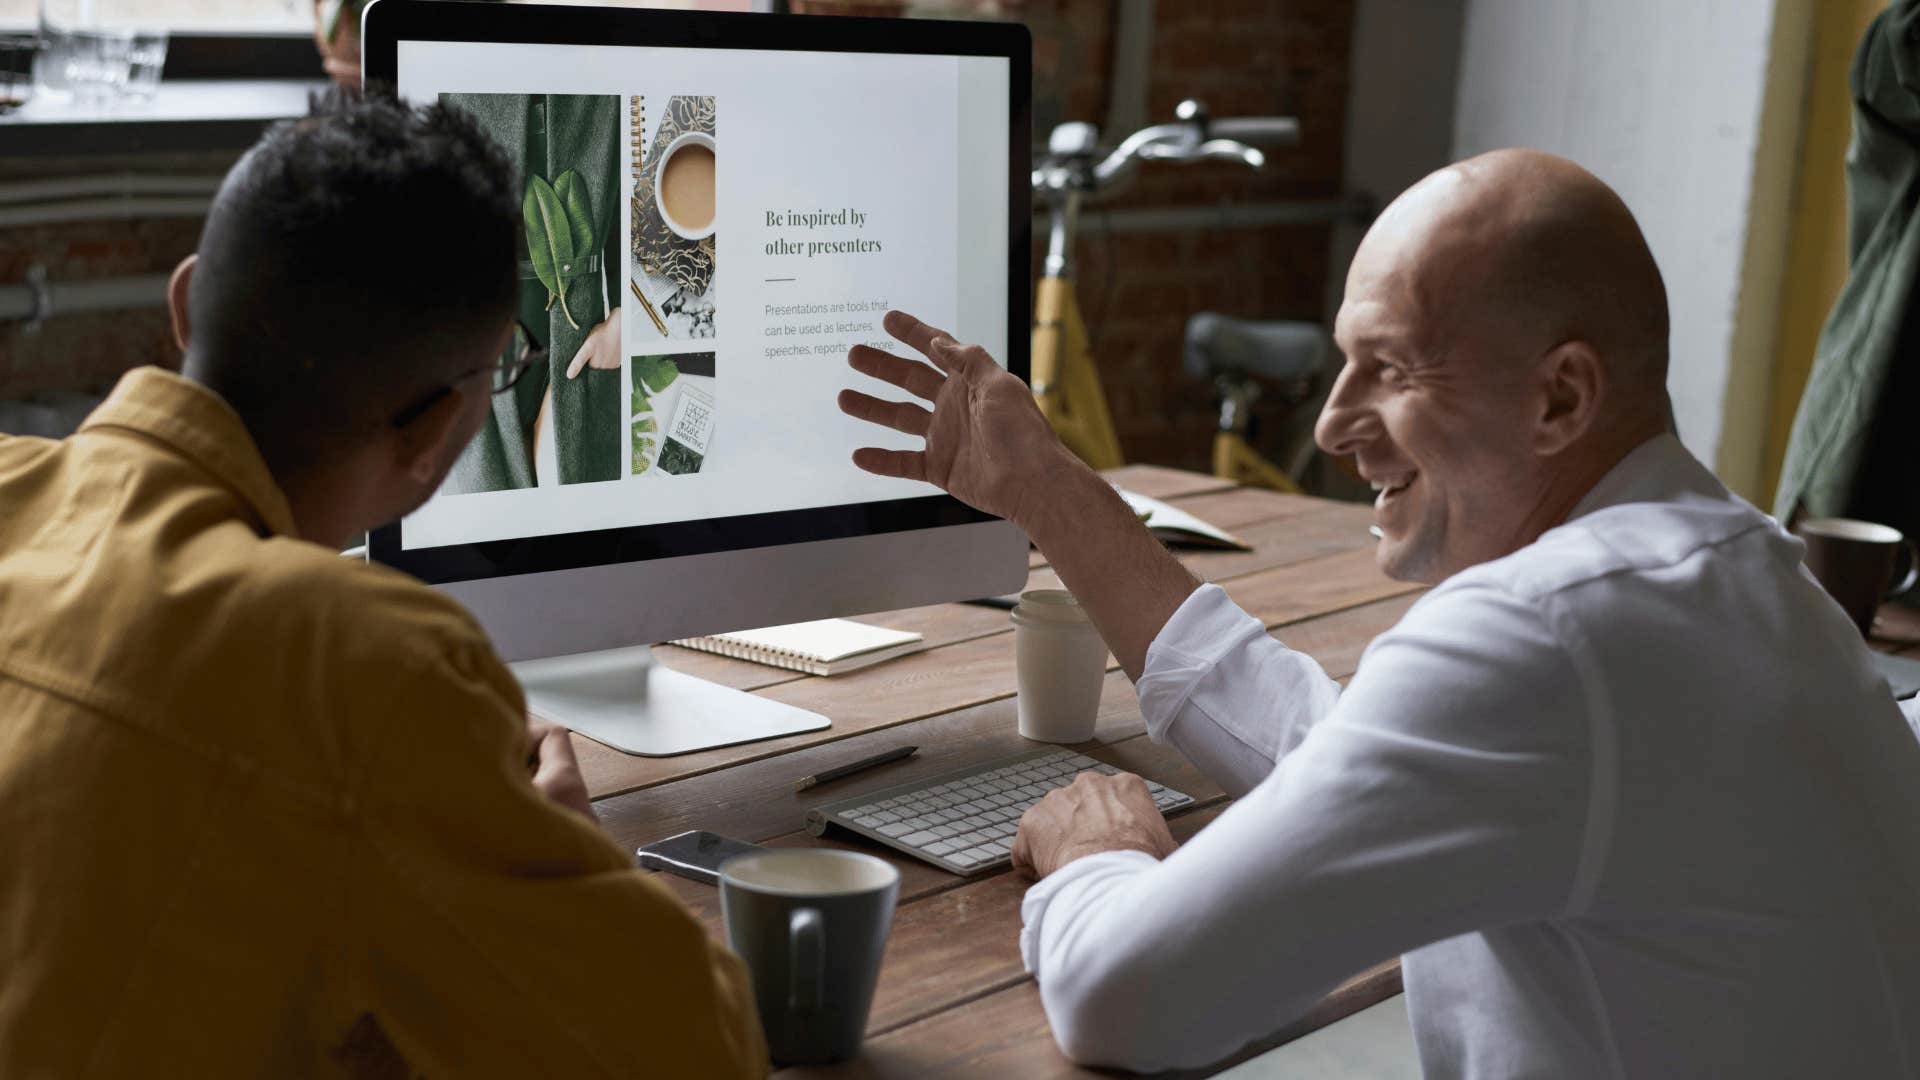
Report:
1115,487,1251,551
673,619,927,676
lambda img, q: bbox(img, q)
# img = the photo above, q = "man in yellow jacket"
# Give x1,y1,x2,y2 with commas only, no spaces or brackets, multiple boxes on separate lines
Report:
0,90,765,1077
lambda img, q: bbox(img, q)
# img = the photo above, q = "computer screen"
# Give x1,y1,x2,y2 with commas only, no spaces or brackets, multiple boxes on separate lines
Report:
384,31,1012,556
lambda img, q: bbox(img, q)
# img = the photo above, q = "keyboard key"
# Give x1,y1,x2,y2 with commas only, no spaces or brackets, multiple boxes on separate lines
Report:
950,851,982,868
981,841,1011,857
854,815,883,827
901,830,939,846
926,840,959,856
963,846,999,862
877,823,912,837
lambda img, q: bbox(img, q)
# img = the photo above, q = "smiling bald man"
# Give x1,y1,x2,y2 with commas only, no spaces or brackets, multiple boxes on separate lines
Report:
838,150,1920,1077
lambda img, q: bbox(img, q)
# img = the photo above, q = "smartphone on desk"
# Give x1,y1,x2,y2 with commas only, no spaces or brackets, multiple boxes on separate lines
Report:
637,830,764,886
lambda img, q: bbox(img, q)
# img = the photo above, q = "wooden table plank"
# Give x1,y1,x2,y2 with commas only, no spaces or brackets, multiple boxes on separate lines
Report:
1160,486,1329,532
1101,464,1240,501
775,960,1403,1080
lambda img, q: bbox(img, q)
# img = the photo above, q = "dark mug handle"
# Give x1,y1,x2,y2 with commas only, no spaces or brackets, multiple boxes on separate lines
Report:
789,907,823,1014
1888,540,1919,600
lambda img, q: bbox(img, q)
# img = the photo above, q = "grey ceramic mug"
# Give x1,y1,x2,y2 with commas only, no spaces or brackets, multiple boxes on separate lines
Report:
719,848,900,1066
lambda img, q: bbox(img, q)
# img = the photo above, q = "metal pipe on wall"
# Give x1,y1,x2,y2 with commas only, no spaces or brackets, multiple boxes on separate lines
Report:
0,272,172,326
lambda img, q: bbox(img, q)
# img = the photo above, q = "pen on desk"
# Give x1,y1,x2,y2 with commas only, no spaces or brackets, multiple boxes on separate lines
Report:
793,745,917,792
629,278,668,337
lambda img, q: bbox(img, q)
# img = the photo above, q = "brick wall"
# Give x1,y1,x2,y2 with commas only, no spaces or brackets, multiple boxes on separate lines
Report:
1021,0,1354,469
0,151,234,405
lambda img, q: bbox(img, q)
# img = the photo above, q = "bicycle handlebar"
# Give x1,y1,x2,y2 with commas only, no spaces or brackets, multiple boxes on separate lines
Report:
1211,116,1300,146
1037,104,1300,196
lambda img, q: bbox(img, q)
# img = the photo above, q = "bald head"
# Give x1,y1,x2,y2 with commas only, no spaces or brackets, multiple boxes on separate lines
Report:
1321,150,1676,584
1358,148,1670,418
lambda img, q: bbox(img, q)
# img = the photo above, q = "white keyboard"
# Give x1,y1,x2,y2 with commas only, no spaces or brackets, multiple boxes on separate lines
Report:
804,748,1195,875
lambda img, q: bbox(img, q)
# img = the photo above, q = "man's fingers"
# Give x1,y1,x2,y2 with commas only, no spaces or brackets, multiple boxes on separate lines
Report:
1010,824,1037,881
848,344,945,401
883,309,957,361
838,389,932,437
850,447,928,482
531,725,576,779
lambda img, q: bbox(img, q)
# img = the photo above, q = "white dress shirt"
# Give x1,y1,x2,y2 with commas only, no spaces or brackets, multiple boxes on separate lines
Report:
1020,435,1920,1077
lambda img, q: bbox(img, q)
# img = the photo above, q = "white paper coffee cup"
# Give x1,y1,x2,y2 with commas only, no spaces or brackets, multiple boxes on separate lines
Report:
1012,589,1106,743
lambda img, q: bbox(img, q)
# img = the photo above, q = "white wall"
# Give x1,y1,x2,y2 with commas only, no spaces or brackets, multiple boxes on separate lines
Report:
1329,0,1467,323
1452,0,1785,473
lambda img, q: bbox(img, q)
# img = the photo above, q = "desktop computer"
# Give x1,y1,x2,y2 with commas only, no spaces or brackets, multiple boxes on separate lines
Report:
362,1,1032,756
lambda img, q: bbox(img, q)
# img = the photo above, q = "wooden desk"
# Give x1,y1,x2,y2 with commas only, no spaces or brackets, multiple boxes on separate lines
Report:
575,466,1422,1077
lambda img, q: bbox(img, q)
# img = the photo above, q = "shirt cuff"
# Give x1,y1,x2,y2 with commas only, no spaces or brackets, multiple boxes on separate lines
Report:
1020,848,1162,977
1136,583,1271,744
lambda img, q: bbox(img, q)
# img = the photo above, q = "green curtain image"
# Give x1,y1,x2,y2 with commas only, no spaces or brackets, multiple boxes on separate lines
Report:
441,92,622,492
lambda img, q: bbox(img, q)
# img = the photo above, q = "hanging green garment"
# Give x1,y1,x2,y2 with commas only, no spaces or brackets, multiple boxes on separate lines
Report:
1774,0,1920,542
440,92,622,493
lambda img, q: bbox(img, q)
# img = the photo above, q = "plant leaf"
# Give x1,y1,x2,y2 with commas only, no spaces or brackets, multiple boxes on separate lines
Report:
634,356,679,395
554,170,596,258
522,174,572,304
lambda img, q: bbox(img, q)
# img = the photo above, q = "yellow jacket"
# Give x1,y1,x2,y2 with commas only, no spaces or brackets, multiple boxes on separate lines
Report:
0,368,766,1078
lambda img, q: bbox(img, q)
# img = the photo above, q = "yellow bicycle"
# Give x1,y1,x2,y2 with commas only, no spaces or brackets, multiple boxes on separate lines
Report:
1030,100,1317,488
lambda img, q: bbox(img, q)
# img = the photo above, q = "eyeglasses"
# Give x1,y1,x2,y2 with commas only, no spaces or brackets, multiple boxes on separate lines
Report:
391,319,548,429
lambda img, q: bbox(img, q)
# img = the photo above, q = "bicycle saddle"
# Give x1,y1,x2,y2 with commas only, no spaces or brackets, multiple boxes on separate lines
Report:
1183,312,1328,382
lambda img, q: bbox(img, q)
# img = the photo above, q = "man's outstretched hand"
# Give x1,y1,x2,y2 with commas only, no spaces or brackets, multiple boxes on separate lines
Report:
838,311,1080,528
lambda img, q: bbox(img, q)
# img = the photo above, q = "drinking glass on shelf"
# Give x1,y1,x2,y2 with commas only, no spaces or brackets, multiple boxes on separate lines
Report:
121,30,166,103
64,28,132,108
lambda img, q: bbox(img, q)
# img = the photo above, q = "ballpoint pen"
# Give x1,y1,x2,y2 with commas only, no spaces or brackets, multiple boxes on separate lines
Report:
792,745,917,792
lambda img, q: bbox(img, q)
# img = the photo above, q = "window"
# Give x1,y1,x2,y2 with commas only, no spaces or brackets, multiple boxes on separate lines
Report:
4,1,769,32
3,0,310,31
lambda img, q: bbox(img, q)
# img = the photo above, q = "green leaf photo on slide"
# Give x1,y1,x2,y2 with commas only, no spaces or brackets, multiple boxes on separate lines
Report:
524,169,597,329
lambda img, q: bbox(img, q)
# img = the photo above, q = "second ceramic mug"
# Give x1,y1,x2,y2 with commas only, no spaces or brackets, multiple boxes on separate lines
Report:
720,848,899,1066
1795,517,1919,636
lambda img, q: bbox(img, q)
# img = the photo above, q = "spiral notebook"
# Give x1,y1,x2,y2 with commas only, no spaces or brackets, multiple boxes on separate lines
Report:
672,619,927,676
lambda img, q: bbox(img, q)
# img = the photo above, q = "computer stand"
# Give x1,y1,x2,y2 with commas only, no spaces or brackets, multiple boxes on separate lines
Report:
510,645,829,757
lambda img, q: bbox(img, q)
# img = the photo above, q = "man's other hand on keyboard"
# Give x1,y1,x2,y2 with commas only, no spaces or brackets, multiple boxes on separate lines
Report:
1012,772,1179,880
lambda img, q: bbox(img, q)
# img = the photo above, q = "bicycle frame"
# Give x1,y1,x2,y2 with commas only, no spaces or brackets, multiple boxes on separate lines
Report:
1031,188,1125,471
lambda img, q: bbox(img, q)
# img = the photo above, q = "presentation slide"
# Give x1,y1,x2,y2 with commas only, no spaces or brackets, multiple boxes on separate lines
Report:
395,42,1009,550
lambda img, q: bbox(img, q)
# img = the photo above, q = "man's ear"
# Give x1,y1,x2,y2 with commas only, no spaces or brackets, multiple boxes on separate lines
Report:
393,384,472,487
167,254,197,353
1533,340,1605,456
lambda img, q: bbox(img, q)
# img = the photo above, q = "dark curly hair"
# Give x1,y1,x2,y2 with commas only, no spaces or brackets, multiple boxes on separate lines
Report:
186,85,519,477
